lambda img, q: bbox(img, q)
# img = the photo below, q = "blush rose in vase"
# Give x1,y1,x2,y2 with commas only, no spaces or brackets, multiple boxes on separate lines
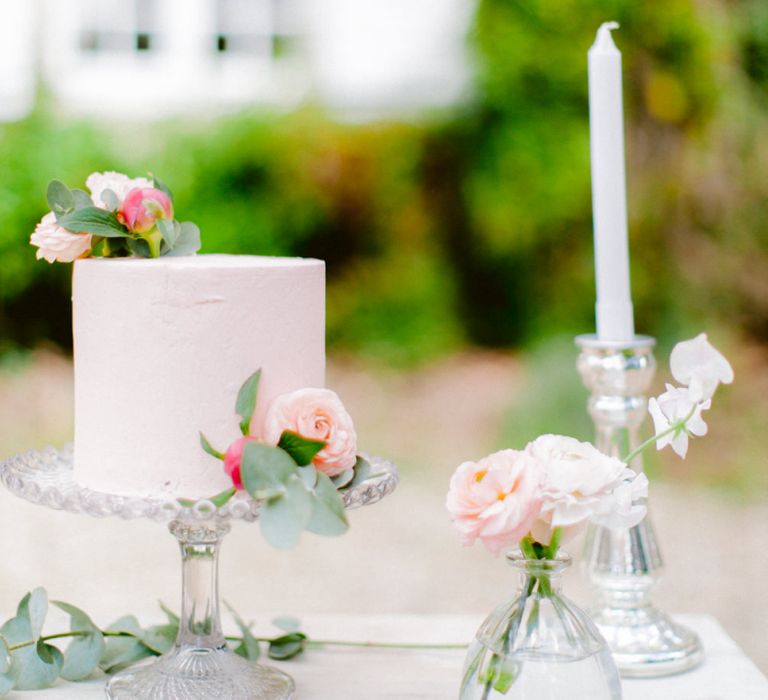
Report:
448,334,732,700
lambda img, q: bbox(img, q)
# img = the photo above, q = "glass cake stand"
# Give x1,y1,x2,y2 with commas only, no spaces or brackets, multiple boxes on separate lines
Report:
0,445,399,699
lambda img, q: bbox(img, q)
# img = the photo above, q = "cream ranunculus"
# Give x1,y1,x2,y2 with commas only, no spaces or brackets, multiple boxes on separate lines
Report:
30,212,92,263
648,384,710,458
526,434,646,541
670,333,733,402
86,171,152,209
446,449,543,556
263,388,357,477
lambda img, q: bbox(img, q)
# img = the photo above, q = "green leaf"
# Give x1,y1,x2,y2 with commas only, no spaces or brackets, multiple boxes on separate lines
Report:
158,602,179,626
0,674,12,697
127,237,150,257
72,189,95,210
210,486,237,507
306,473,348,536
268,632,306,660
224,603,260,662
99,188,119,211
0,639,9,675
331,468,355,489
18,588,48,639
278,431,325,466
99,616,156,672
260,476,313,549
47,180,74,217
157,219,179,249
347,456,373,489
235,369,261,436
52,601,105,681
271,615,301,633
57,207,127,237
140,624,177,654
297,465,318,489
199,432,225,460
165,221,201,257
152,174,173,200
1,615,62,690
241,442,296,494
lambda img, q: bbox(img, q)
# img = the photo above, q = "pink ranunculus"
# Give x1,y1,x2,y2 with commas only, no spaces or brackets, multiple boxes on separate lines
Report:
117,187,173,233
263,388,357,477
446,449,543,556
30,212,92,263
223,436,258,490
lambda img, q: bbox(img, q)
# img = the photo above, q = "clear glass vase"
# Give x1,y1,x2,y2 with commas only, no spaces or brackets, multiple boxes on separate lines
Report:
460,552,622,700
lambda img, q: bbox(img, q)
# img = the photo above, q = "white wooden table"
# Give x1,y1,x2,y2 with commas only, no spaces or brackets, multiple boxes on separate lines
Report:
13,614,768,699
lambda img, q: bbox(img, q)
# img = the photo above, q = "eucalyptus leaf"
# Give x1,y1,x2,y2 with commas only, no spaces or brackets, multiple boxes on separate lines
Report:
152,174,173,200
127,237,150,257
306,473,349,536
158,603,179,626
0,674,12,697
99,188,119,211
140,624,177,654
47,180,74,217
331,468,355,489
347,456,373,489
224,603,260,662
52,601,105,681
99,616,155,674
157,219,179,248
271,615,301,633
268,632,306,660
1,615,62,691
18,588,48,639
72,188,95,210
57,207,127,237
260,476,313,549
0,639,9,674
165,221,201,257
235,369,261,436
278,431,325,466
297,465,318,489
199,431,225,460
241,442,296,495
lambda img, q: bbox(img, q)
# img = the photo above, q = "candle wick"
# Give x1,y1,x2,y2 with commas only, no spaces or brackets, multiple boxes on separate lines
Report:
593,21,620,51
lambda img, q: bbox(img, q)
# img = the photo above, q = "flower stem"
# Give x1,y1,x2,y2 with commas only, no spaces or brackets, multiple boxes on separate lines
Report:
622,404,697,464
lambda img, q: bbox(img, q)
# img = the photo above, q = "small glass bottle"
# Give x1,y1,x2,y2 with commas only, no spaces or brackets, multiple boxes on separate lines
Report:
460,552,622,700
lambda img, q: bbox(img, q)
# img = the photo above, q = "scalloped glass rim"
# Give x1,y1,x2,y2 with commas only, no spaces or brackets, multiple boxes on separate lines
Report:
0,445,399,523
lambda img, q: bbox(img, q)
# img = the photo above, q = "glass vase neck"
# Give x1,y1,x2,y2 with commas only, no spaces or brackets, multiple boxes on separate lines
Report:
506,551,571,593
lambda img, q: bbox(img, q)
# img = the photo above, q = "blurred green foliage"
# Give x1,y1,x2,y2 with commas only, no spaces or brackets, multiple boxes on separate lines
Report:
1,0,767,363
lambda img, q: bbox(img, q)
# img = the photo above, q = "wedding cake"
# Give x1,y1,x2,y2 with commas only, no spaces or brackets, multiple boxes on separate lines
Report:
72,255,325,498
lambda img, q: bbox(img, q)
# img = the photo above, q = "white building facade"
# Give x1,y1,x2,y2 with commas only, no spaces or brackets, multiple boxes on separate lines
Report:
0,0,475,122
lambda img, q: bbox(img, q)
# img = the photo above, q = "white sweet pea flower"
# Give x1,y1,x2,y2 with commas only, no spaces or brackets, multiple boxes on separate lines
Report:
648,384,710,458
670,333,733,401
86,171,152,209
526,435,647,542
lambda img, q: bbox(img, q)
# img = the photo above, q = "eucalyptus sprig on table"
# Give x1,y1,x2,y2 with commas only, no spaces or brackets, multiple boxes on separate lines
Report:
192,369,377,550
0,589,464,694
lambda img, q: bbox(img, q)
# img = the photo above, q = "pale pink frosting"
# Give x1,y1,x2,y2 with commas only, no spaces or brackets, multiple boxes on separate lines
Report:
446,449,542,556
30,212,92,263
263,388,357,477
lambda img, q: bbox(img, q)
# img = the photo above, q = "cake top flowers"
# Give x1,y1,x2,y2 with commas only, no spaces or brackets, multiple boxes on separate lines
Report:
30,171,201,262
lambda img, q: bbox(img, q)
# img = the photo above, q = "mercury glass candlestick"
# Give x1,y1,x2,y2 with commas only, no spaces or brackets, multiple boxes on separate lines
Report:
575,334,703,677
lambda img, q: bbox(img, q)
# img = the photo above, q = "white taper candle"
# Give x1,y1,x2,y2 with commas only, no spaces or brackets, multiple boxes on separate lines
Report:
588,22,635,341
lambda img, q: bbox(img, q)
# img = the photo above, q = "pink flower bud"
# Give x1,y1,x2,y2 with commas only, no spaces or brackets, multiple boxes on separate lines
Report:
223,436,258,490
117,187,173,233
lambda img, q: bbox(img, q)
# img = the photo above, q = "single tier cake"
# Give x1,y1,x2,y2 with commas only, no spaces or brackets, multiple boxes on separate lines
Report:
72,255,325,498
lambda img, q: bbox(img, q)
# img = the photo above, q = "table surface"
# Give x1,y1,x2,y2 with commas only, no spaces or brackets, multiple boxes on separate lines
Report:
12,613,768,699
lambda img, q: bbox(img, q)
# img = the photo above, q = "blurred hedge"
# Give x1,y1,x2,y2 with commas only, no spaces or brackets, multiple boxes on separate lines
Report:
1,0,767,363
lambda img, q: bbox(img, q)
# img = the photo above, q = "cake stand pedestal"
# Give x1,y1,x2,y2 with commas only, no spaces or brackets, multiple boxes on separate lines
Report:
0,445,399,699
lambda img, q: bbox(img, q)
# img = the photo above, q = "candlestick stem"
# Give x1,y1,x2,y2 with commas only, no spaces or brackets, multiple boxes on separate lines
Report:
575,334,703,677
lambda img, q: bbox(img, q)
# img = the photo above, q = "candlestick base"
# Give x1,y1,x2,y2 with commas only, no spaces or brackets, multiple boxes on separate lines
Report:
576,334,703,677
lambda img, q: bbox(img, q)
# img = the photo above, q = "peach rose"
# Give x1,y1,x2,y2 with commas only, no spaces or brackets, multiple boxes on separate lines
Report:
30,212,92,263
86,171,152,208
223,436,258,490
446,449,543,556
263,388,357,477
